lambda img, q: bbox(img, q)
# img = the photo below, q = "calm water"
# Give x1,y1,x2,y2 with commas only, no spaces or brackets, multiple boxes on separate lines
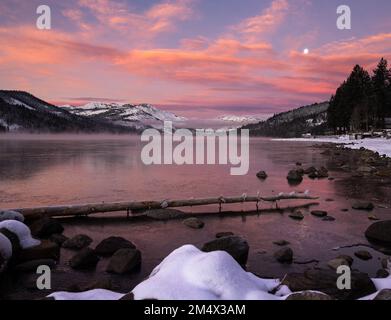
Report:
0,134,389,298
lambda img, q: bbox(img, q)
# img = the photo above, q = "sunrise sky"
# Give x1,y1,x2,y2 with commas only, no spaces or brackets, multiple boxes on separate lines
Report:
0,0,390,118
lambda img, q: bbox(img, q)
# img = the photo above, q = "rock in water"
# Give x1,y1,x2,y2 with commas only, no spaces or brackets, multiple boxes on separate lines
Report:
311,210,328,218
106,248,141,274
317,167,329,178
70,248,99,270
365,221,391,246
63,234,92,250
354,250,372,261
352,201,374,211
215,232,234,238
202,236,249,266
183,217,205,229
274,247,293,264
287,170,303,183
95,237,136,257
29,217,64,238
256,171,268,179
289,210,304,220
286,291,332,300
145,209,185,221
273,240,290,246
282,269,376,300
322,216,336,222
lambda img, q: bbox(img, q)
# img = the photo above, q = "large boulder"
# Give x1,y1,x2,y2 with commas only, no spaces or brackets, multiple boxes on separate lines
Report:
95,237,136,257
282,268,376,300
202,236,249,266
365,220,391,246
106,248,141,274
62,234,92,250
70,248,99,270
29,217,64,238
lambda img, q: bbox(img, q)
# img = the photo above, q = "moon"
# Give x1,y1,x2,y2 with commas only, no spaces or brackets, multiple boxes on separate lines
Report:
303,48,309,55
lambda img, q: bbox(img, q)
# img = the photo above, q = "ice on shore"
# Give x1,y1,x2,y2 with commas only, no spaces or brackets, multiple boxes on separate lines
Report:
274,136,391,157
0,210,24,222
0,220,40,249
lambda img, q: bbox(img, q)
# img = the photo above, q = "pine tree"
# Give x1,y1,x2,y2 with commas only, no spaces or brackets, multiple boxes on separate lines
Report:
372,58,390,127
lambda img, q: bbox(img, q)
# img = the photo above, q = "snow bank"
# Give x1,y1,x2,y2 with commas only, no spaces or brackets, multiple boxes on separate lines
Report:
132,245,284,300
0,210,25,222
274,136,391,158
0,220,40,249
48,289,125,301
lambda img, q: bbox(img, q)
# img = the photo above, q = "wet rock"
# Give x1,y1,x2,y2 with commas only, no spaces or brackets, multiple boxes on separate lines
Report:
95,237,136,257
273,240,290,246
354,250,372,261
327,258,349,270
145,209,185,221
286,291,333,300
287,170,303,183
49,233,69,246
374,289,391,300
106,248,141,274
16,240,60,262
70,248,99,270
365,221,391,246
289,210,304,220
14,259,56,272
256,171,268,179
336,255,354,266
311,210,328,218
282,268,376,300
322,216,336,222
376,269,390,278
215,232,234,238
352,201,374,211
317,167,329,178
202,236,249,266
304,166,317,175
29,217,64,238
62,234,92,250
183,217,205,229
274,247,293,264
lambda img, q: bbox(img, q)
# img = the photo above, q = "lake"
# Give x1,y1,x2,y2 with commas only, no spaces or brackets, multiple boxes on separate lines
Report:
0,134,389,299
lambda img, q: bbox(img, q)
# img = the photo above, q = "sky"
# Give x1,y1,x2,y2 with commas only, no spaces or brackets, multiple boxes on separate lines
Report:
0,0,390,119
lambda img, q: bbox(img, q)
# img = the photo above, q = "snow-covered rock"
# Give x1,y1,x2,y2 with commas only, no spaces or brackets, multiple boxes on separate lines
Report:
0,233,12,272
132,245,283,300
48,289,125,301
0,220,40,249
0,210,25,222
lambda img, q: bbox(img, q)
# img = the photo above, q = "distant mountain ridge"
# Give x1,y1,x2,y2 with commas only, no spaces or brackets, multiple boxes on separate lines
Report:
0,91,137,133
242,101,330,138
61,102,186,130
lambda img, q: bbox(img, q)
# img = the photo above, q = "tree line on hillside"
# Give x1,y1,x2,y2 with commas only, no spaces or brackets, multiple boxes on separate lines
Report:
328,58,391,133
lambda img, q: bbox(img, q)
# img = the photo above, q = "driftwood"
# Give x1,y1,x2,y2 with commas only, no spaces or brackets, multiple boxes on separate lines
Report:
7,193,318,219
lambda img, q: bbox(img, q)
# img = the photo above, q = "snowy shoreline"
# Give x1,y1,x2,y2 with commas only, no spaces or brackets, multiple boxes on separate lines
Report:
273,136,391,158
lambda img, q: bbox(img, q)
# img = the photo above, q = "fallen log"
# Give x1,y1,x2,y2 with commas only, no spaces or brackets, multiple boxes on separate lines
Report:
6,192,318,219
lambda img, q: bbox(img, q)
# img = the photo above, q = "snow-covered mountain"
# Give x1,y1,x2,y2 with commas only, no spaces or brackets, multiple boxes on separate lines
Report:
0,91,136,133
61,102,187,129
